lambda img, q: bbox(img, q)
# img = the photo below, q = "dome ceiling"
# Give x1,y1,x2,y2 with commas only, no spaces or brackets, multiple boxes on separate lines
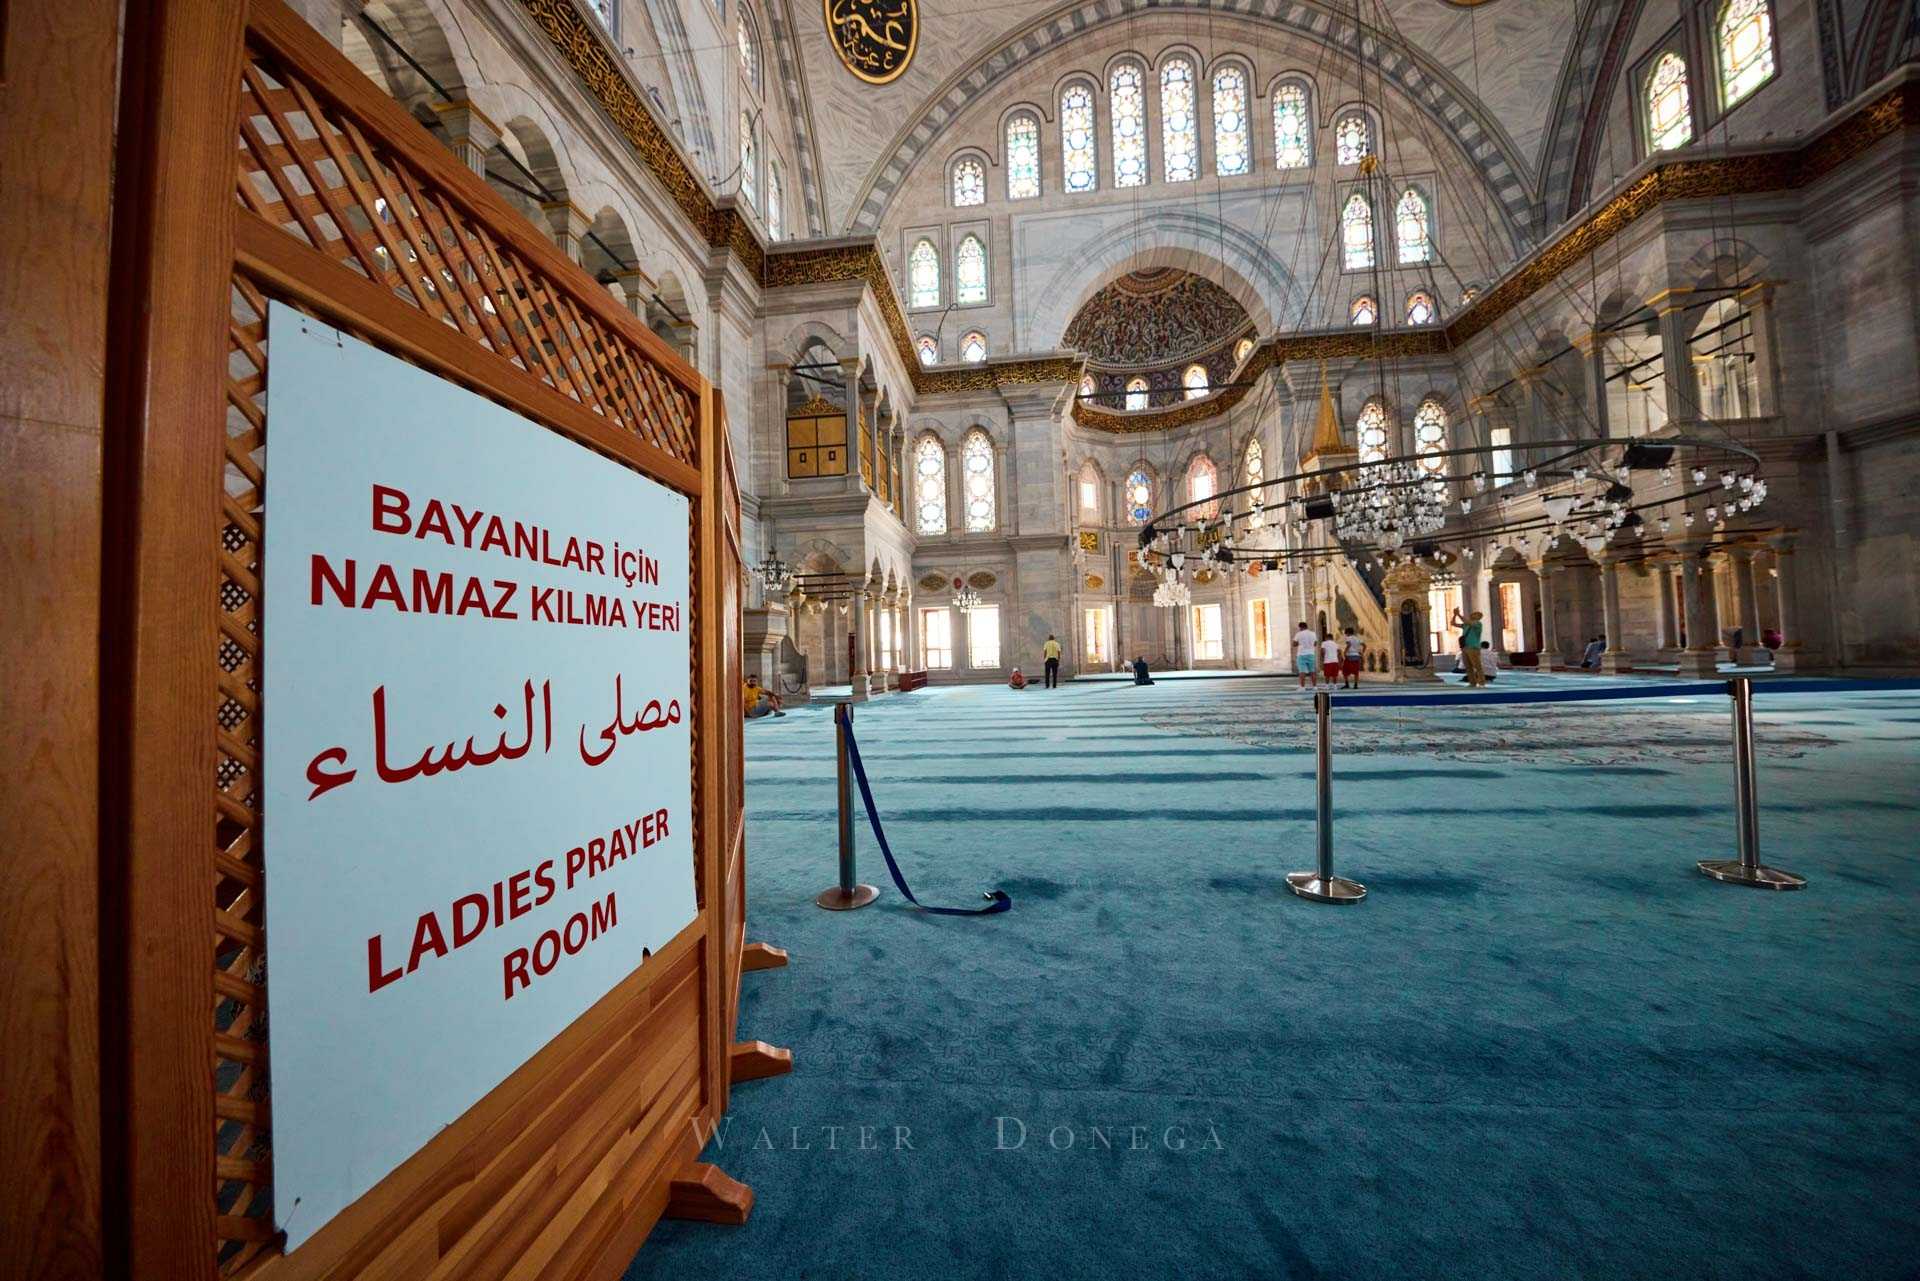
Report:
1063,270,1252,368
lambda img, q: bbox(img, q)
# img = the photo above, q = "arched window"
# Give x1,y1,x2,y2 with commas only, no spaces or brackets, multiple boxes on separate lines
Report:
960,331,987,363
916,334,939,366
1125,467,1154,524
1350,295,1378,326
588,0,615,31
951,156,984,207
1005,113,1041,199
1061,83,1098,193
914,435,948,536
955,235,987,305
1356,399,1390,463
1211,65,1250,177
736,4,760,92
1187,454,1218,519
1125,376,1149,411
1234,336,1254,364
1077,461,1101,520
1183,364,1210,400
1243,437,1265,526
1717,0,1775,107
1414,399,1448,475
1395,187,1431,264
767,161,783,239
1335,114,1371,166
1273,81,1311,169
908,238,939,308
1341,192,1374,269
1078,373,1096,399
738,110,757,208
1406,291,1436,326
1161,57,1198,182
1111,63,1148,188
1646,52,1693,151
961,430,995,531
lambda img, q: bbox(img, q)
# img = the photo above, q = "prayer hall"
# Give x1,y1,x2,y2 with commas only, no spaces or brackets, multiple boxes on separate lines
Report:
8,0,1920,1278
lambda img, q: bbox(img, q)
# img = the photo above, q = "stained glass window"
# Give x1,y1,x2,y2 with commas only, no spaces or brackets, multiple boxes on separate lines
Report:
1235,337,1254,364
1647,52,1692,151
955,235,987,305
1126,468,1153,525
1336,114,1371,165
767,161,783,239
1161,58,1198,182
1111,63,1147,188
739,110,757,208
1718,0,1774,107
962,429,995,531
917,334,939,366
952,156,984,207
1125,376,1149,411
1341,192,1374,270
1273,82,1310,169
589,0,615,31
1406,291,1436,326
1414,399,1448,476
1079,374,1097,399
960,331,987,363
1211,66,1249,177
1356,400,1389,464
915,435,947,535
1350,295,1377,326
908,238,939,308
1187,454,1218,519
1183,364,1210,400
736,5,759,92
1395,187,1431,264
1079,462,1101,517
1062,83,1097,193
1006,114,1040,199
1244,437,1265,527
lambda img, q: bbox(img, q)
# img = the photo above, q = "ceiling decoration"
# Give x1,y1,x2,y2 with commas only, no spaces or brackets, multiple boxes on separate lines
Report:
1063,270,1252,368
824,0,918,85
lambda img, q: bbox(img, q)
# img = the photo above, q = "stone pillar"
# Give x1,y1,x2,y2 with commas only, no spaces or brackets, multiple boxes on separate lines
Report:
1674,544,1724,676
1571,330,1612,438
542,201,589,265
841,359,865,497
1534,561,1561,667
848,587,870,701
1730,544,1769,665
1766,533,1811,672
1485,576,1508,659
1739,282,1781,417
432,100,502,177
1654,558,1679,655
1650,287,1700,430
1599,556,1629,672
614,267,651,319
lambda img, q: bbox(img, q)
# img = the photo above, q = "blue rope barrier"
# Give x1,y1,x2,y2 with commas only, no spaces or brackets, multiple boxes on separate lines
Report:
1747,678,1920,696
841,716,1012,916
1329,676,1920,710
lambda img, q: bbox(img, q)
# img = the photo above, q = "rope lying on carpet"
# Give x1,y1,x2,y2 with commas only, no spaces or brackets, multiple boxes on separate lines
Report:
841,717,1012,917
1330,677,1920,711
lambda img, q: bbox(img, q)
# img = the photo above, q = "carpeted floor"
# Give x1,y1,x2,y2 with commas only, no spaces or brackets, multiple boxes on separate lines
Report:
627,672,1920,1280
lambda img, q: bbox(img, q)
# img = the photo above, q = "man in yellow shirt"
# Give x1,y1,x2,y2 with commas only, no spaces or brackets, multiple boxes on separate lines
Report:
1041,633,1063,688
743,674,786,718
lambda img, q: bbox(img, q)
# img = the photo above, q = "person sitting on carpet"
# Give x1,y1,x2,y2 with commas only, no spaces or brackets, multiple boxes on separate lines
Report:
1581,635,1605,669
1292,622,1318,689
743,675,786,718
1131,656,1154,685
1009,667,1027,689
1480,640,1498,682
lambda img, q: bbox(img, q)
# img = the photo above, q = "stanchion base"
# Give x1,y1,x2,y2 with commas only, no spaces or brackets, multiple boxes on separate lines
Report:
815,883,880,910
1696,860,1806,890
1286,872,1367,904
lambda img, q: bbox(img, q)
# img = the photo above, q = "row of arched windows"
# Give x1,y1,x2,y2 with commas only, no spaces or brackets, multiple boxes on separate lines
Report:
913,430,998,535
915,330,988,366
1346,291,1438,327
907,233,988,310
951,60,1380,206
1338,186,1433,271
1642,0,1776,154
1354,397,1451,471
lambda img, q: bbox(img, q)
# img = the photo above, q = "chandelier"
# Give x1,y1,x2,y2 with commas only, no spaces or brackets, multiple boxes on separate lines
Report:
753,550,791,591
1152,575,1191,608
952,585,984,612
1331,460,1446,550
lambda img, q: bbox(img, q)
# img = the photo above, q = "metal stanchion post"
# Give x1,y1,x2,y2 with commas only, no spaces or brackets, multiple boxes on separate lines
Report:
816,703,880,909
1698,676,1806,890
1287,690,1367,903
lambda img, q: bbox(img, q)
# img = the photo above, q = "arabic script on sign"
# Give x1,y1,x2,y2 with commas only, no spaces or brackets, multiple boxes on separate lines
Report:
824,0,917,85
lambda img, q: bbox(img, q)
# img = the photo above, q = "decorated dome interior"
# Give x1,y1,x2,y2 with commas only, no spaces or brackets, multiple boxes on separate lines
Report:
1062,269,1253,368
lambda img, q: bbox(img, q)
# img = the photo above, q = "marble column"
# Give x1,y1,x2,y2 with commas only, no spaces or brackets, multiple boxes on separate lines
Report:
1653,558,1678,654
1766,533,1809,672
1674,546,1724,676
614,268,650,320
848,592,868,701
1486,577,1507,659
542,201,589,265
1535,562,1561,667
432,99,502,177
1599,557,1629,672
1651,287,1701,430
1730,544,1769,665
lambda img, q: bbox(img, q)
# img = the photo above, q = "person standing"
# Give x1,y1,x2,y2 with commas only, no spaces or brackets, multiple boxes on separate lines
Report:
1042,633,1062,688
1292,622,1318,689
1341,627,1365,689
1458,610,1487,688
1319,631,1343,689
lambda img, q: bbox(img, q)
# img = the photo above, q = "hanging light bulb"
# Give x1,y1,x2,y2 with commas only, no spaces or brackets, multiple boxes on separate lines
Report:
1658,466,1674,482
1572,464,1589,482
1472,471,1488,492
1691,467,1707,484
1705,505,1719,523
1721,471,1737,490
1659,517,1672,533
1460,498,1473,513
1684,512,1696,527
1739,475,1754,492
1752,480,1768,502
1524,469,1539,486
1618,465,1632,483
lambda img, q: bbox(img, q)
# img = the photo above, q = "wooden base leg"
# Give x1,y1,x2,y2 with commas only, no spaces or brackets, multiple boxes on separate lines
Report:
740,942,788,971
664,1162,753,1225
729,1040,793,1083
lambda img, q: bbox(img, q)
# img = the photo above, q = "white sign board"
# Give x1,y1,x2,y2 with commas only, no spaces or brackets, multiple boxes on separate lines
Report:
262,304,697,1250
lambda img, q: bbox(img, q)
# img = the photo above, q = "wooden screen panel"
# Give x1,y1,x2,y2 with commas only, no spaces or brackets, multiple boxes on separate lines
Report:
786,412,846,478
857,412,873,486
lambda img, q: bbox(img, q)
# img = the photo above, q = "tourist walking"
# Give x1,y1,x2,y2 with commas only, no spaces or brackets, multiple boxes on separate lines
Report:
1292,622,1318,689
1042,633,1062,688
1341,627,1365,689
1319,632,1342,689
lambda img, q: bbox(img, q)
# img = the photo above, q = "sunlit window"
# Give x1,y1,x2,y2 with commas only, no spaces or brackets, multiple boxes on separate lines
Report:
1243,437,1265,527
1718,0,1775,107
1078,462,1101,519
1183,364,1210,400
1414,399,1448,475
921,607,953,668
1406,291,1436,326
916,334,939,366
1356,399,1390,463
1126,468,1153,524
1350,295,1377,326
1395,187,1431,264
960,331,987,363
1187,454,1218,518
1125,376,1149,411
1079,374,1097,399
955,234,987,305
908,238,939,308
736,4,760,93
1111,63,1148,188
915,434,947,535
1161,57,1198,183
1341,192,1374,269
1006,113,1041,199
1235,337,1254,364
1647,52,1693,151
1062,83,1098,193
738,111,757,208
962,429,995,531
1273,82,1310,169
767,161,783,239
1211,65,1250,177
952,156,984,207
1336,114,1371,165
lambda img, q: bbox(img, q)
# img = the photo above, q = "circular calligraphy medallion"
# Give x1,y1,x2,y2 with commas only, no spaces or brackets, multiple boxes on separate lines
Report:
824,0,918,85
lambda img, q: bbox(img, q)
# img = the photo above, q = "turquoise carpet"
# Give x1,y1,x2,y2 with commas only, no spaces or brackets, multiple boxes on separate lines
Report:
628,673,1920,1280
